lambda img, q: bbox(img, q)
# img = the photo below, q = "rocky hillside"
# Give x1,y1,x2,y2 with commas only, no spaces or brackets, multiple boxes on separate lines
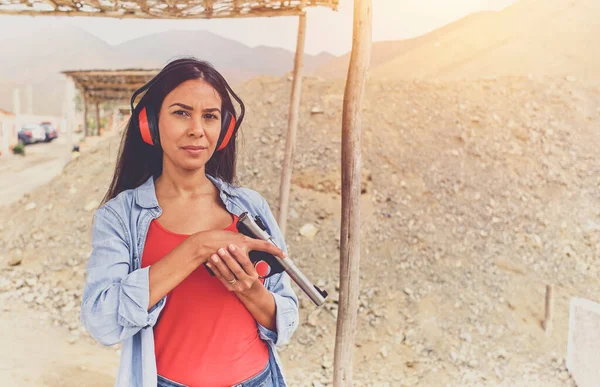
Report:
1,75,599,386
319,0,600,84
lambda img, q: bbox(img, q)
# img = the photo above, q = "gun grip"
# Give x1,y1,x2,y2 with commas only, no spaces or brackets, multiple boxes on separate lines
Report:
204,213,285,279
248,250,285,278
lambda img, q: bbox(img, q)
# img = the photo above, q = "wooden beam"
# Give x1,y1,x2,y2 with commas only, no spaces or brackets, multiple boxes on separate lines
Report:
72,82,147,89
138,0,152,15
63,70,159,77
86,96,130,104
204,0,215,16
277,13,306,237
333,0,371,385
43,0,58,10
83,87,143,94
0,7,306,19
0,0,339,18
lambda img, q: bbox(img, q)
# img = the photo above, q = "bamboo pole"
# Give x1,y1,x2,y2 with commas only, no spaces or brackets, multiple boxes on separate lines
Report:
277,13,306,237
333,0,371,386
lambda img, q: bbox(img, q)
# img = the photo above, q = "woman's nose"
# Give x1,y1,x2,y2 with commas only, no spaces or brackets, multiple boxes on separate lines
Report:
188,117,205,138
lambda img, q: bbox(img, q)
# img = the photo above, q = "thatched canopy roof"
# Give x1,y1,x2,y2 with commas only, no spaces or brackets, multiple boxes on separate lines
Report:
0,0,338,19
62,69,159,104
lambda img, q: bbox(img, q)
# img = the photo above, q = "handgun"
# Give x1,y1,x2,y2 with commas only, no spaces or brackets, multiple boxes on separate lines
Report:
205,211,328,306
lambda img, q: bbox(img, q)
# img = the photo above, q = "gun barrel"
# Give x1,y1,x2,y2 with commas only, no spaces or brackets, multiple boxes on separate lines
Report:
239,213,327,306
278,254,327,306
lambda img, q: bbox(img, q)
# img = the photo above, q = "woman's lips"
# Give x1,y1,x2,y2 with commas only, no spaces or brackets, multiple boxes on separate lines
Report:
182,145,207,155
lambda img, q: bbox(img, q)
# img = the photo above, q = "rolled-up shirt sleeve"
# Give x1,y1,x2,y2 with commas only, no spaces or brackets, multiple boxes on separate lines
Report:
256,197,300,347
80,205,166,346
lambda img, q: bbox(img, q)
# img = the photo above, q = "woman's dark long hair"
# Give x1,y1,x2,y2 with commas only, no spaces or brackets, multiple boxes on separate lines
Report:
101,58,241,205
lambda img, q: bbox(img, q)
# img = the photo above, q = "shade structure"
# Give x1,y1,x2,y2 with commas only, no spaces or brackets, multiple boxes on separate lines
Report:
0,0,338,18
62,69,159,104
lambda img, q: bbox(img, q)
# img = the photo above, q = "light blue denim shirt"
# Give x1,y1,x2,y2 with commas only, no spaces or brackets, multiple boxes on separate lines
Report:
80,174,299,387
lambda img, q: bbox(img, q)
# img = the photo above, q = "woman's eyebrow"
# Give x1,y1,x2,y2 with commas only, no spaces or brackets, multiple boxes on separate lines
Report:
204,107,221,113
169,103,193,110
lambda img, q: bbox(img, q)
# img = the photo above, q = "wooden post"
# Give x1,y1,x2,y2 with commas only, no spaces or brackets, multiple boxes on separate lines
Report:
112,108,119,131
95,102,100,136
333,0,371,386
544,284,554,333
82,95,88,139
65,77,75,150
277,13,307,237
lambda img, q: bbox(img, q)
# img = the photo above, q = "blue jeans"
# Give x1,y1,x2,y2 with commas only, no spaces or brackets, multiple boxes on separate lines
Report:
157,362,272,387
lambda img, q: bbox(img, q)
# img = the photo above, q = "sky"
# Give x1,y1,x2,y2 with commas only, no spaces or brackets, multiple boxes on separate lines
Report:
0,0,518,56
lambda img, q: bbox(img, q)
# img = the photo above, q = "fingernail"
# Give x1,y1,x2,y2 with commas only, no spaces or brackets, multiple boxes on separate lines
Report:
218,248,226,255
229,244,236,251
206,263,212,268
212,255,219,263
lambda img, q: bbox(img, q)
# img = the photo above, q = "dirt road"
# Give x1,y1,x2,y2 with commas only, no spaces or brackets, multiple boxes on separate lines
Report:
0,132,121,386
0,303,118,387
0,138,73,207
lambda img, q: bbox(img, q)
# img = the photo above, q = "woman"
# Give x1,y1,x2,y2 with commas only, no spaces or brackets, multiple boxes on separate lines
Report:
80,58,299,387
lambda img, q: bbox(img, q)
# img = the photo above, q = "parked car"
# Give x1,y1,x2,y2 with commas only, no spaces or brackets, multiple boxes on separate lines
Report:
40,122,58,142
18,123,46,145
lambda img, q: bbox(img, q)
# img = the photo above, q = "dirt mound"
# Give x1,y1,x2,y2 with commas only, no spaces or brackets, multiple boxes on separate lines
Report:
1,74,599,386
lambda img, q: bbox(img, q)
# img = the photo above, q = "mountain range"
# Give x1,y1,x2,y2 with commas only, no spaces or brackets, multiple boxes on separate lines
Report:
0,25,334,115
2,0,600,116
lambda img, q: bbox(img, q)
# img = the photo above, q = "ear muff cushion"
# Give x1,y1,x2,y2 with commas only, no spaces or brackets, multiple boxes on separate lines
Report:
217,112,236,151
139,107,154,146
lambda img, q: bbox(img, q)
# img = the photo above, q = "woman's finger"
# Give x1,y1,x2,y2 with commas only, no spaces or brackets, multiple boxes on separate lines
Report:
227,244,256,275
206,260,234,291
246,238,286,258
209,252,237,283
217,247,248,280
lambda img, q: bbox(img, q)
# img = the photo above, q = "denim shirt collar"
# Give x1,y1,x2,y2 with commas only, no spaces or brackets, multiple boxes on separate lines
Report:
134,173,238,209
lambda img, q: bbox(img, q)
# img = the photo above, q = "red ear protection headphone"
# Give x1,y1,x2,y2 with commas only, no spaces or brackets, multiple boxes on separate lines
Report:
130,59,244,151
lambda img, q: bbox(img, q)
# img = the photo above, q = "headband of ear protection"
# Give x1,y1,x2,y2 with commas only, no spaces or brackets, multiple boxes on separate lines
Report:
130,59,245,151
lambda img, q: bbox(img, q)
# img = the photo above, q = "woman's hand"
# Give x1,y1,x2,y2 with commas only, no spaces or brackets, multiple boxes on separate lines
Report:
147,229,284,316
207,242,279,330
189,230,285,266
189,229,285,292
206,243,263,294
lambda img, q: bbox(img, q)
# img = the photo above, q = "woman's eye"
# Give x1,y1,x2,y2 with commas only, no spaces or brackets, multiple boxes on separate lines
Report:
204,113,219,120
173,110,190,117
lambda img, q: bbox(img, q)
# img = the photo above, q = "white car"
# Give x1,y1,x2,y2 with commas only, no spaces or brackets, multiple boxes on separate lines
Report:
19,124,46,144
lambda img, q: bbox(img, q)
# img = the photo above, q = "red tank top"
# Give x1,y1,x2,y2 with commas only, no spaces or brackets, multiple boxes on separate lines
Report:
141,214,269,387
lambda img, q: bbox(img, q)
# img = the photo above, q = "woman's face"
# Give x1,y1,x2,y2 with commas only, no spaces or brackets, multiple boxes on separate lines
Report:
157,78,223,172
